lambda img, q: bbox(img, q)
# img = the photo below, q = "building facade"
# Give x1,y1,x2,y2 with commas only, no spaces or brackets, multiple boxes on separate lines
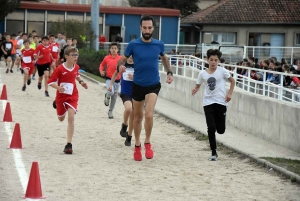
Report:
181,0,300,48
1,1,180,44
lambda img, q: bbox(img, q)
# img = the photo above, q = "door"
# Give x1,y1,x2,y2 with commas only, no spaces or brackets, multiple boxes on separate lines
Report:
109,26,121,42
270,33,284,60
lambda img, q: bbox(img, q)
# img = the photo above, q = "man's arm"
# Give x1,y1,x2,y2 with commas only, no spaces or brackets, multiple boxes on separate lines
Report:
117,55,128,72
160,54,173,84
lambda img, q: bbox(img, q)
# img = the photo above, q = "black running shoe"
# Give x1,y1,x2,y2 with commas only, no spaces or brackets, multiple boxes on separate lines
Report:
10,69,13,73
63,143,73,154
22,85,26,91
209,151,218,161
124,134,132,146
53,100,56,109
37,82,42,90
27,78,31,85
45,91,49,97
120,123,128,138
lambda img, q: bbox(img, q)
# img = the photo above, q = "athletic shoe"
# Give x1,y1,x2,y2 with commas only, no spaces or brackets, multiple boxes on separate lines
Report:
10,69,13,73
6,69,8,73
134,146,142,161
104,93,110,106
37,82,41,90
124,134,132,146
108,110,113,119
120,123,128,138
63,143,73,154
209,151,218,161
53,100,56,109
45,91,49,97
144,143,154,159
22,85,26,91
27,78,31,85
32,75,36,80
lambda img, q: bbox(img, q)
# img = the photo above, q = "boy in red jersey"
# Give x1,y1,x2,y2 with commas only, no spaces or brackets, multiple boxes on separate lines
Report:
99,42,122,119
48,46,88,154
34,36,53,97
49,34,60,76
20,39,35,91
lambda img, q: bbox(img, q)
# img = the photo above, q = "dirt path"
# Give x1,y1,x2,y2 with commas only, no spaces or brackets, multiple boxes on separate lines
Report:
0,62,299,201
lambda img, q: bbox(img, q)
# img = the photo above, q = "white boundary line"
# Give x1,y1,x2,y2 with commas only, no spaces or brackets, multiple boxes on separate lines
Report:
1,81,28,196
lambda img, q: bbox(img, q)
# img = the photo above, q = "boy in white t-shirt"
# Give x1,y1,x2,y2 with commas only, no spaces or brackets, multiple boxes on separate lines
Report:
192,49,235,161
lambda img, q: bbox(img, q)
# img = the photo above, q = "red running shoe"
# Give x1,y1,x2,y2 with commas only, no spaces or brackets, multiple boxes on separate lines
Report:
134,146,142,161
144,143,154,159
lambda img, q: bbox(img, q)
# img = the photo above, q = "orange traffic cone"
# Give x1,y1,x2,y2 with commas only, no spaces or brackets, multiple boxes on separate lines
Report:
9,123,22,149
2,102,13,122
0,84,7,100
22,162,46,199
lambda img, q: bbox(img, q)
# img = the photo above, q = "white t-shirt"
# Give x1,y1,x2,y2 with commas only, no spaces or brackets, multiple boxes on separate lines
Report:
196,66,231,107
16,39,24,55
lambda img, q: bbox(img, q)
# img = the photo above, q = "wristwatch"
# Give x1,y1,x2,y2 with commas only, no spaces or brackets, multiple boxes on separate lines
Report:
167,71,173,76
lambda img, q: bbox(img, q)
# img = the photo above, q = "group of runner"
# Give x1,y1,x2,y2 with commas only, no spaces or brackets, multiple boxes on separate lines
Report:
1,15,235,161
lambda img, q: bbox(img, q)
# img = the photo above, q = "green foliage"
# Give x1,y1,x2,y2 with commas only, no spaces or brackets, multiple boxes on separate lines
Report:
77,49,108,76
129,0,200,17
0,0,21,21
48,19,95,49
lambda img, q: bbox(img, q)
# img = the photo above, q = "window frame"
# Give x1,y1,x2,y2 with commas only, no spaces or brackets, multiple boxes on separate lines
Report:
211,32,236,45
296,33,300,46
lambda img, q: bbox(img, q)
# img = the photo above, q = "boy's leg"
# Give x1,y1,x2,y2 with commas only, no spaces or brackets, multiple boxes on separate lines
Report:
7,57,12,72
109,82,120,111
104,79,113,106
120,98,132,137
22,69,29,91
10,54,16,70
37,65,44,89
203,104,217,152
66,108,75,143
215,104,227,134
44,70,49,91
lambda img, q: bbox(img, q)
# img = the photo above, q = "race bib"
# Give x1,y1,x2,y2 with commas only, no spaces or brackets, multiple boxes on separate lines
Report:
52,46,58,52
5,43,12,49
23,56,32,63
123,69,134,81
60,82,74,95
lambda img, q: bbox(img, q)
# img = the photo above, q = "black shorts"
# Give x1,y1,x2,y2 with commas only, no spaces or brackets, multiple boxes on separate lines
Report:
120,94,132,104
37,63,50,77
4,52,12,59
132,82,161,102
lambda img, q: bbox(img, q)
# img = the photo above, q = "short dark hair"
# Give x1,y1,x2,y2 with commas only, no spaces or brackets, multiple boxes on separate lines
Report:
32,30,36,33
41,36,49,41
72,38,77,41
23,39,30,44
22,33,27,36
11,34,16,37
140,15,155,26
33,35,39,38
248,56,254,62
206,49,222,59
110,42,118,48
49,34,55,38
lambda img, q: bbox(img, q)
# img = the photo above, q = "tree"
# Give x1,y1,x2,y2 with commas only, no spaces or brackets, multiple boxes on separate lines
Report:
48,19,96,49
128,0,200,17
0,0,21,21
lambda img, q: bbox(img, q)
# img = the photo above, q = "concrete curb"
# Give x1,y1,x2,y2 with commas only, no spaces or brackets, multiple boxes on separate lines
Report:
154,109,300,185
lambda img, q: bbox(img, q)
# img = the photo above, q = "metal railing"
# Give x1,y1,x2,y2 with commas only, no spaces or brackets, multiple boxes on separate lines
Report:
96,42,300,66
161,55,300,104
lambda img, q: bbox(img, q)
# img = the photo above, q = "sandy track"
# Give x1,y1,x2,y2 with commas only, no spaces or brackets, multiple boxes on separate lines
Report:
0,62,299,201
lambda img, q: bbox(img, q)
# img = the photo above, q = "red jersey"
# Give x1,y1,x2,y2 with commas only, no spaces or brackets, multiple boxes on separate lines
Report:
48,63,80,100
21,48,35,68
34,44,52,65
50,42,60,59
99,54,122,80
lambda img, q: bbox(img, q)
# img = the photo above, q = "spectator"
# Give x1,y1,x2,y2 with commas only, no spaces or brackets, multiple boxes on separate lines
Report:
270,66,282,85
72,38,78,48
115,33,123,43
282,64,291,86
31,30,37,37
99,33,107,43
290,70,300,88
56,32,66,50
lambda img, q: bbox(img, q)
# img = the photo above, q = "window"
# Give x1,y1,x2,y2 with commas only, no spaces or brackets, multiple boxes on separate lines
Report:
80,0,87,4
211,32,236,44
59,0,67,3
99,0,103,5
296,33,300,46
